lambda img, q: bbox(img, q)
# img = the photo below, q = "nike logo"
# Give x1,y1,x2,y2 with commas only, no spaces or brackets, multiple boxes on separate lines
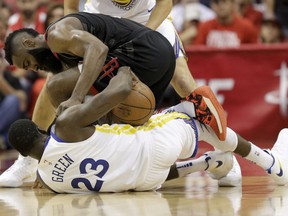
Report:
148,7,154,13
215,161,223,168
277,165,283,177
204,155,211,170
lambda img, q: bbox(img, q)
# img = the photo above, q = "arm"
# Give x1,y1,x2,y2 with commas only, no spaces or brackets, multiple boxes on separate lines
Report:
47,18,108,112
0,57,14,95
263,0,275,18
0,74,17,95
64,0,80,15
192,23,208,45
55,67,134,142
145,0,173,30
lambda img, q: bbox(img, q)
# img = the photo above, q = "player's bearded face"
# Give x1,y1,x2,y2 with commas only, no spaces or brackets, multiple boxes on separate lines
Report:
28,47,63,73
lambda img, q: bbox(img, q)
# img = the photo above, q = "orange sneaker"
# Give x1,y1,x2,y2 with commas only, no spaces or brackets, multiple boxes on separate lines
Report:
186,85,227,141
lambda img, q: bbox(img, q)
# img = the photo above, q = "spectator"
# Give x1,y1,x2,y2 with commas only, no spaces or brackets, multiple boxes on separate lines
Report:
7,0,46,34
44,3,64,29
0,16,7,48
260,18,284,43
0,13,30,149
179,9,200,46
0,2,13,24
234,0,263,31
263,0,288,40
0,49,29,149
6,0,48,117
193,0,258,47
170,0,215,33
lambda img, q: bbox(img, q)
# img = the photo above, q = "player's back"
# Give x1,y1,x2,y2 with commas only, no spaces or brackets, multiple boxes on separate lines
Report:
63,12,149,50
37,124,152,193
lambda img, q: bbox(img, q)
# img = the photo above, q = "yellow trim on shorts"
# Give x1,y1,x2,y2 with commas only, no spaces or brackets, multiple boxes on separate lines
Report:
95,112,190,135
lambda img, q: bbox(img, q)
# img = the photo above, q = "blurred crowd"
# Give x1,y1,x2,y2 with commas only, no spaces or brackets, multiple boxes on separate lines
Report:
0,0,64,149
0,0,287,149
171,0,288,46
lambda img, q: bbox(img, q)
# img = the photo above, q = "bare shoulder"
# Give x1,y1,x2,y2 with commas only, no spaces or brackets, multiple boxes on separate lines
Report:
46,16,84,51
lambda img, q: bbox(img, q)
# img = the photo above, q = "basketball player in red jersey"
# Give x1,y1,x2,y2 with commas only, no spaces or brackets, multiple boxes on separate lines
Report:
3,12,226,187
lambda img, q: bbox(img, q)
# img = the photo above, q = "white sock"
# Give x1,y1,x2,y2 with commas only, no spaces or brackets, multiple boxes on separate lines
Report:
244,143,274,170
162,101,196,118
176,155,208,177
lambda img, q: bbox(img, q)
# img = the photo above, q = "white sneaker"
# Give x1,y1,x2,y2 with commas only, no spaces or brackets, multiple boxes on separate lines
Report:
265,128,288,186
205,151,242,187
0,154,38,187
218,155,242,187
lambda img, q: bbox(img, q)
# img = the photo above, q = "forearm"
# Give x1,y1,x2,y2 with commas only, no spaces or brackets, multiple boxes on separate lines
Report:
71,45,108,102
145,0,173,30
62,67,133,126
0,76,17,95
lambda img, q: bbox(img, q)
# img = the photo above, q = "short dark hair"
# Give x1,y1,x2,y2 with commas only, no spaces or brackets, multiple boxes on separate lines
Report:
8,119,40,156
4,28,39,65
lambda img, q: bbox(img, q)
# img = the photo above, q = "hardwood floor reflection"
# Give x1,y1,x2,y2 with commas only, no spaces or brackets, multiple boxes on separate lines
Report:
0,151,288,216
0,174,287,216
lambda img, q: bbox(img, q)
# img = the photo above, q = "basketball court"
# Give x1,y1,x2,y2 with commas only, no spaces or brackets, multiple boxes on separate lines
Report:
0,146,287,216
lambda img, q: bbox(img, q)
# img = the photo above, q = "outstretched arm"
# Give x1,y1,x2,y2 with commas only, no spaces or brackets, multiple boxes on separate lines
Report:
55,67,135,142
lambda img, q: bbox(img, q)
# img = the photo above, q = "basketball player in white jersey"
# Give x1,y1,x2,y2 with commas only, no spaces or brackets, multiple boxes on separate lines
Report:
8,67,288,193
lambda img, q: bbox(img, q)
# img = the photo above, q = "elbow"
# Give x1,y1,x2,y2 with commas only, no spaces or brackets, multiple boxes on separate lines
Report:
97,44,108,61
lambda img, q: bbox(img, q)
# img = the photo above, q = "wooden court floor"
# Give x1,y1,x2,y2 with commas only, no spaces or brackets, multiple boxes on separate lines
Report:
0,150,288,216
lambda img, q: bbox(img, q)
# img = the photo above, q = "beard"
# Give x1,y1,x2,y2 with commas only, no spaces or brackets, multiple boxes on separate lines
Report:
28,47,64,74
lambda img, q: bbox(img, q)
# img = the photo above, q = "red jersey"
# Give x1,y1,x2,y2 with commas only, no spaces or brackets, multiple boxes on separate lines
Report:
243,4,263,31
193,15,258,48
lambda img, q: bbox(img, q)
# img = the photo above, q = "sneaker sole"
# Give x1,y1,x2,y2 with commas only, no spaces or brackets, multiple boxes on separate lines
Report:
193,86,227,141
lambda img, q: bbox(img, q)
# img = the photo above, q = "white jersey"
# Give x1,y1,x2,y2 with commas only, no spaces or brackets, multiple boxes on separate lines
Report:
84,0,155,25
37,112,198,193
83,0,183,56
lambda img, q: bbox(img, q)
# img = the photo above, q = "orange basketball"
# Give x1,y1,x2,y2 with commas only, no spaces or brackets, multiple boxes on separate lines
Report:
111,81,155,125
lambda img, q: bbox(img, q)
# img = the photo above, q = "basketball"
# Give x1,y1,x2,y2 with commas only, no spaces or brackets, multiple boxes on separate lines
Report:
111,81,155,125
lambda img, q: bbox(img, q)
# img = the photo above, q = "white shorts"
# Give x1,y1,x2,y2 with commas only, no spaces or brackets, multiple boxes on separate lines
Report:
156,18,185,58
136,114,198,191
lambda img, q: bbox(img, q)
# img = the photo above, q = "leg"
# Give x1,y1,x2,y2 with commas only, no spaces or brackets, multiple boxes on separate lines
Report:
198,121,288,185
166,152,233,180
170,56,197,97
31,74,55,130
163,95,227,141
45,67,80,108
157,19,227,140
